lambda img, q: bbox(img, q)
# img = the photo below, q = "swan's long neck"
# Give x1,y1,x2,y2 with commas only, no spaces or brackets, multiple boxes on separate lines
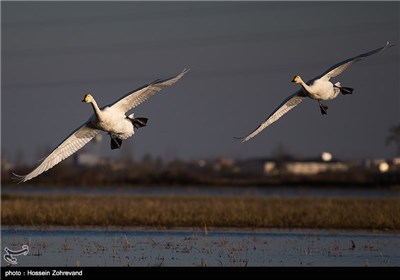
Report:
298,77,311,92
90,98,102,119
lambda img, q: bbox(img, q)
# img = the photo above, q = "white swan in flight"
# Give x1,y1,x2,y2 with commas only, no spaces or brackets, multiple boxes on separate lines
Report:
13,68,189,183
238,42,394,143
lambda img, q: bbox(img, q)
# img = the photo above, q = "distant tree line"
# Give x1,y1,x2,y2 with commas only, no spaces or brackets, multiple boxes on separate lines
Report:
3,155,399,187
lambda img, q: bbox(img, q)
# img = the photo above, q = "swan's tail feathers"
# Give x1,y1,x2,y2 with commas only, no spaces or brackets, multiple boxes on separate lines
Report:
339,87,354,95
131,117,148,129
110,135,123,150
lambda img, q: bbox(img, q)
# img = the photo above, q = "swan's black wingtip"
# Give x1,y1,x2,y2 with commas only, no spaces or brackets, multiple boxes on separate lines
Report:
233,136,246,144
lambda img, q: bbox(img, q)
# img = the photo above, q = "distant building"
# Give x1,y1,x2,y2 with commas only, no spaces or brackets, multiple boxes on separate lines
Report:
75,152,100,167
392,157,400,165
280,161,349,175
240,153,352,176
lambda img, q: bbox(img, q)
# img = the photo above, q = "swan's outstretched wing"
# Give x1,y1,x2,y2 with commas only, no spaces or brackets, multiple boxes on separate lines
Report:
316,42,393,81
13,123,100,183
110,68,189,113
238,90,306,143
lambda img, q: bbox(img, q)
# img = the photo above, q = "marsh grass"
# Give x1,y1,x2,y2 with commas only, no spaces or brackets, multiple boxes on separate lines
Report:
1,194,399,231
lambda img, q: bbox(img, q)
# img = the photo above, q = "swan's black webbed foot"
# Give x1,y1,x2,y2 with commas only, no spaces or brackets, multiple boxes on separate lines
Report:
110,135,122,150
319,102,328,115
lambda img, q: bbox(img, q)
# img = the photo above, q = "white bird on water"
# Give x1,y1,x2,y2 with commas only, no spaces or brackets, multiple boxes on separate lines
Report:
13,68,189,183
238,42,394,143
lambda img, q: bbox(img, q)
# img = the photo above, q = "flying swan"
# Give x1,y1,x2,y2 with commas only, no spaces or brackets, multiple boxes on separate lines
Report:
238,42,394,143
13,68,189,183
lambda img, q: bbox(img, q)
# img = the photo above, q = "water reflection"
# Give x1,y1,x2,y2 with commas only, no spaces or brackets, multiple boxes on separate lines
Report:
2,185,399,198
2,227,399,267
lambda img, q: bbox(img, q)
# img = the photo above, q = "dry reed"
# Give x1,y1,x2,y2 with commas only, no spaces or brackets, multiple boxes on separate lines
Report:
1,194,399,231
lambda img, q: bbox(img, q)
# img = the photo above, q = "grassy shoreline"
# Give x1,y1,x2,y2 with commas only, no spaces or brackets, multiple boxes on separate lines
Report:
2,194,399,231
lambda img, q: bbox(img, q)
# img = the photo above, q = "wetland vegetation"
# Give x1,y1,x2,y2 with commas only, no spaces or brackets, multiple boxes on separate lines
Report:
2,194,399,231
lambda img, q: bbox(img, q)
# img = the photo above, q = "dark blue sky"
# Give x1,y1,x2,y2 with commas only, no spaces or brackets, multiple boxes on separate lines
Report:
1,1,399,165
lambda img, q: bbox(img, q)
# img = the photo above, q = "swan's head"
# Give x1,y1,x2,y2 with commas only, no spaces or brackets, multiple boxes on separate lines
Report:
291,75,302,84
82,94,94,103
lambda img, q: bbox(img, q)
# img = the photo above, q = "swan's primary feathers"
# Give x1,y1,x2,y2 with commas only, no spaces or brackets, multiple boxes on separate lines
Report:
239,42,393,143
13,68,189,183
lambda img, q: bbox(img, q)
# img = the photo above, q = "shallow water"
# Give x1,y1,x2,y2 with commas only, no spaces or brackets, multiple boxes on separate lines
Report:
1,227,399,267
2,185,399,198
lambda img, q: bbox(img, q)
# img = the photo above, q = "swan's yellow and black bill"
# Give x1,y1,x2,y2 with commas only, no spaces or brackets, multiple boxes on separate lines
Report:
82,94,90,103
291,75,300,83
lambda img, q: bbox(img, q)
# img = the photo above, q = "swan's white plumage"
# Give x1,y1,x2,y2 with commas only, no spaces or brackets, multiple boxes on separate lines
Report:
111,69,189,113
239,42,393,143
13,68,189,183
13,124,100,183
240,91,306,143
